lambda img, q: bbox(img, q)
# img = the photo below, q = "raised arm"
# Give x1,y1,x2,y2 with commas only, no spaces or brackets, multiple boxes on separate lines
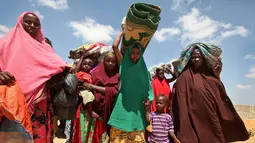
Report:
166,76,177,83
112,31,124,65
144,100,151,123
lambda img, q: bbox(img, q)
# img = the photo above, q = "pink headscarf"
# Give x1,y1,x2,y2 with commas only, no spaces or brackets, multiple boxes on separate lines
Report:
0,12,66,113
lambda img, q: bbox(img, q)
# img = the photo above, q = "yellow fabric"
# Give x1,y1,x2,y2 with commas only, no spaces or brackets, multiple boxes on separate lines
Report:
79,90,95,105
101,132,110,143
110,127,145,143
146,121,152,133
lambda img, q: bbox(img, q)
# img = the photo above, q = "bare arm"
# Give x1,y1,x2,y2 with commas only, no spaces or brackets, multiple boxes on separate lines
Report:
83,83,106,94
169,131,181,143
144,100,151,123
166,76,177,83
112,31,124,65
73,56,83,73
145,110,150,123
92,84,106,94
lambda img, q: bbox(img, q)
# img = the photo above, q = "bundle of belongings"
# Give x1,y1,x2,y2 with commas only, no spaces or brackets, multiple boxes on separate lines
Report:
68,42,113,113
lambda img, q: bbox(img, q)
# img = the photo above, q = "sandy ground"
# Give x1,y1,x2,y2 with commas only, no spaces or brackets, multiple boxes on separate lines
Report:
53,119,255,143
54,138,65,143
234,119,255,143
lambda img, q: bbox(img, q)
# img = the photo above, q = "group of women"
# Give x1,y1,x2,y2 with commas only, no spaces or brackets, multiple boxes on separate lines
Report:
0,11,251,143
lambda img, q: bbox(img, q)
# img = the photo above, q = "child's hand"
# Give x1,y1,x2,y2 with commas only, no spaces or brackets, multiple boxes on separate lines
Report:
92,111,99,119
174,138,181,143
143,99,150,111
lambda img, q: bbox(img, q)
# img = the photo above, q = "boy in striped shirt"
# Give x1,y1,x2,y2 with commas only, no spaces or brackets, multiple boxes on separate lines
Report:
145,94,180,143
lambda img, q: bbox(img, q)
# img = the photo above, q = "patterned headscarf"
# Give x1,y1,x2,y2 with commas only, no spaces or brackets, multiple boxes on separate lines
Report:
175,42,222,77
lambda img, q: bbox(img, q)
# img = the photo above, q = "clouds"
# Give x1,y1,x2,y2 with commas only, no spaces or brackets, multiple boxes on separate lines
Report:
171,0,196,10
245,66,255,79
0,24,10,38
220,26,248,39
154,8,249,44
236,84,253,90
69,17,118,43
28,0,69,11
177,8,248,44
154,28,181,42
244,54,255,59
37,0,68,10
177,8,218,43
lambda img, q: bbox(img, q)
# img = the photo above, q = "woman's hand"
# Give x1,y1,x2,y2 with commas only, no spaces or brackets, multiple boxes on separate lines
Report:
213,59,222,79
92,111,99,119
0,72,15,85
83,82,93,90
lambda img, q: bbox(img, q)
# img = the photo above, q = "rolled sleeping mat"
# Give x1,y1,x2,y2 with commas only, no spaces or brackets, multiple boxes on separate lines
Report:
121,3,161,53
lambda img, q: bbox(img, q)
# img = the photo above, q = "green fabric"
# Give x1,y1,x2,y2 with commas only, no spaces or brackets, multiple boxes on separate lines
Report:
122,3,161,49
175,42,222,77
80,110,96,143
108,44,154,132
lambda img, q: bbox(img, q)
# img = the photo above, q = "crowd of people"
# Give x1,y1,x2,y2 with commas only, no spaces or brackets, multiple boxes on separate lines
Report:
0,11,251,143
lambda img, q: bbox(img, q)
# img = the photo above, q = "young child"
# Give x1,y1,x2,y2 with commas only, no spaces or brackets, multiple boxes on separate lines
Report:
76,58,94,117
145,94,181,143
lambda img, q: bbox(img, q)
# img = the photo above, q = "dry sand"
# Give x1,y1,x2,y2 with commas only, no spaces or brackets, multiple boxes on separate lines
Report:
234,119,255,143
54,138,65,143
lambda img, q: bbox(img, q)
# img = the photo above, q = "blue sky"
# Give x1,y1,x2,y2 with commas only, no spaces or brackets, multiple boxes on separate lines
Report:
0,0,254,105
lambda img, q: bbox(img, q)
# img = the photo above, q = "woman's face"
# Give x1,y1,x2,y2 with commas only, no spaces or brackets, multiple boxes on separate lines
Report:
156,69,165,80
104,54,117,71
23,13,40,38
190,49,205,70
130,47,140,63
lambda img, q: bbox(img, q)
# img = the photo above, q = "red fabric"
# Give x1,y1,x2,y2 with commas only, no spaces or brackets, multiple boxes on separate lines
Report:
92,119,106,143
91,62,119,127
76,71,92,83
88,43,107,51
71,104,82,143
151,77,171,112
31,93,54,143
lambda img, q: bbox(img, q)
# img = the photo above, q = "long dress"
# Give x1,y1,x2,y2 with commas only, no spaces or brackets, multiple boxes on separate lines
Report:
172,66,250,143
108,45,154,142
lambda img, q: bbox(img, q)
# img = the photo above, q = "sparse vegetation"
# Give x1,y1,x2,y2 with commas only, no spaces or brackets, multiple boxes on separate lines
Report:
248,129,255,137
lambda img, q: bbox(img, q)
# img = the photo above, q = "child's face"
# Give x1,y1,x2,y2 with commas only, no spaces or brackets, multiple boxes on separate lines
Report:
130,47,140,63
156,96,167,112
90,52,100,64
81,58,94,72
